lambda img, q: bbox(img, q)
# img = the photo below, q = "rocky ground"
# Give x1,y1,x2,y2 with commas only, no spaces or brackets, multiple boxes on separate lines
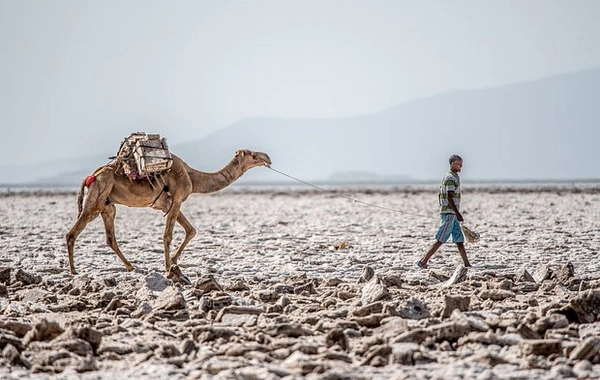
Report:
0,184,599,379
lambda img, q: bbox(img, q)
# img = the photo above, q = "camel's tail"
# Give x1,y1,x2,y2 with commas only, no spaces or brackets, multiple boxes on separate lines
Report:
77,164,115,217
77,174,98,217
77,179,87,217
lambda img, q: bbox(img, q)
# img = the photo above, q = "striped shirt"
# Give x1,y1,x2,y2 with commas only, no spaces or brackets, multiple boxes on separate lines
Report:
439,170,461,214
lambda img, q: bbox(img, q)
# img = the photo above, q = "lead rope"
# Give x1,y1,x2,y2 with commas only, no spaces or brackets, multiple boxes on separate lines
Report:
267,166,435,219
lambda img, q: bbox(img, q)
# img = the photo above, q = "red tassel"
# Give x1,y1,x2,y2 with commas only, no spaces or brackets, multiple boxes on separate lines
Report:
84,175,96,187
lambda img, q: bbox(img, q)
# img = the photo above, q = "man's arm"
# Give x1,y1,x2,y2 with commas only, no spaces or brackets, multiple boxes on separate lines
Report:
447,190,463,222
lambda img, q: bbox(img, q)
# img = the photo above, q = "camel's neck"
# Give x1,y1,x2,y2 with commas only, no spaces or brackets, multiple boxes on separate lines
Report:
188,159,246,194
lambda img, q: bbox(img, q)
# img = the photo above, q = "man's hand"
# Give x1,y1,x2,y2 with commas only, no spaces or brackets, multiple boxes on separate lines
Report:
447,191,463,221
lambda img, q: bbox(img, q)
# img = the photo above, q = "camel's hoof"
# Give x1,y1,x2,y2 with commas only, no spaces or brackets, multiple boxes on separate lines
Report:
167,265,191,285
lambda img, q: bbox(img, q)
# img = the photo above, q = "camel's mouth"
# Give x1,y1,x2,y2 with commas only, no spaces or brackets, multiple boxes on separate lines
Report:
259,153,272,168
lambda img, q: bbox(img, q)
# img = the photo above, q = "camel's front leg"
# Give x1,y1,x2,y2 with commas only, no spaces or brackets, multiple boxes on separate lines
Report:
170,211,197,265
101,204,134,272
162,202,182,273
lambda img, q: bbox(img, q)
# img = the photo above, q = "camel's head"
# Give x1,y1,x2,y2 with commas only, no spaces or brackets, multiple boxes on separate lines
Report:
235,149,272,169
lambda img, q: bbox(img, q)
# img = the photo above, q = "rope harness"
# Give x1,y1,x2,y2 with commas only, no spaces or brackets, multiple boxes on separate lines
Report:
267,166,435,220
267,166,480,243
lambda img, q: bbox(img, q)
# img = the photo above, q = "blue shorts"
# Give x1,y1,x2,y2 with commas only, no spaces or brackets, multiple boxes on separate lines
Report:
435,213,464,244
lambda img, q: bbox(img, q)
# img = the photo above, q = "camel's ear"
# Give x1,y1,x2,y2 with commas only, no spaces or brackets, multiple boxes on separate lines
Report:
236,149,247,157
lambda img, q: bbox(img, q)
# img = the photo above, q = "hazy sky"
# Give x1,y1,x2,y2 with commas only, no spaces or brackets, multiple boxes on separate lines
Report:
2,0,600,166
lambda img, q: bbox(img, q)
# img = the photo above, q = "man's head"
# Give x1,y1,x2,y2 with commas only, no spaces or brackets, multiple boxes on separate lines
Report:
449,154,463,173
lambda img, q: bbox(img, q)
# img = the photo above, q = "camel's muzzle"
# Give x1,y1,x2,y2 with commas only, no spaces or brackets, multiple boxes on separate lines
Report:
259,153,272,168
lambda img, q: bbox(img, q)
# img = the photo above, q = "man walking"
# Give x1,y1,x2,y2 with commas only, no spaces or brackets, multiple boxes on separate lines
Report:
417,154,471,269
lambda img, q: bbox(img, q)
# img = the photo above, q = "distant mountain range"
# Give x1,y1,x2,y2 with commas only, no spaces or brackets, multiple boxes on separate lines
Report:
2,67,599,186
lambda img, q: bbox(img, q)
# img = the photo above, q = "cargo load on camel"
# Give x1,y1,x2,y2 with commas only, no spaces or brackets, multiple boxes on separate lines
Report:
115,132,173,180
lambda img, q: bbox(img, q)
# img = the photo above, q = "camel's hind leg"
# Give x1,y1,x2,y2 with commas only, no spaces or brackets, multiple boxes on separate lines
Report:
66,210,98,275
170,211,197,265
101,203,135,272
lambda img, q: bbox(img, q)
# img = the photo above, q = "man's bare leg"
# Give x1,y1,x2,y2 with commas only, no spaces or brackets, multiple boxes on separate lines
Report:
457,242,471,267
419,240,443,268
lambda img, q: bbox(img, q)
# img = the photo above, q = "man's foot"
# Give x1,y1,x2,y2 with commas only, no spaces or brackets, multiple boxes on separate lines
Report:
417,260,428,269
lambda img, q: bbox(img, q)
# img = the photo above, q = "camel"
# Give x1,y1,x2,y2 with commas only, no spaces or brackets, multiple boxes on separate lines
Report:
65,148,271,275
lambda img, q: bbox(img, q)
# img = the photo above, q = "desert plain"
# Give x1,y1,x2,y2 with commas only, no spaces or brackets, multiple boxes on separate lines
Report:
0,183,599,379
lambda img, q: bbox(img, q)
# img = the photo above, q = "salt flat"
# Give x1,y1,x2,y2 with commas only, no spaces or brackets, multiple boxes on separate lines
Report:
0,185,599,379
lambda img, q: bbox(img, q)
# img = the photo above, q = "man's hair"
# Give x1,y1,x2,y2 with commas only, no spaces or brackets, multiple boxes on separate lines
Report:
449,154,463,165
